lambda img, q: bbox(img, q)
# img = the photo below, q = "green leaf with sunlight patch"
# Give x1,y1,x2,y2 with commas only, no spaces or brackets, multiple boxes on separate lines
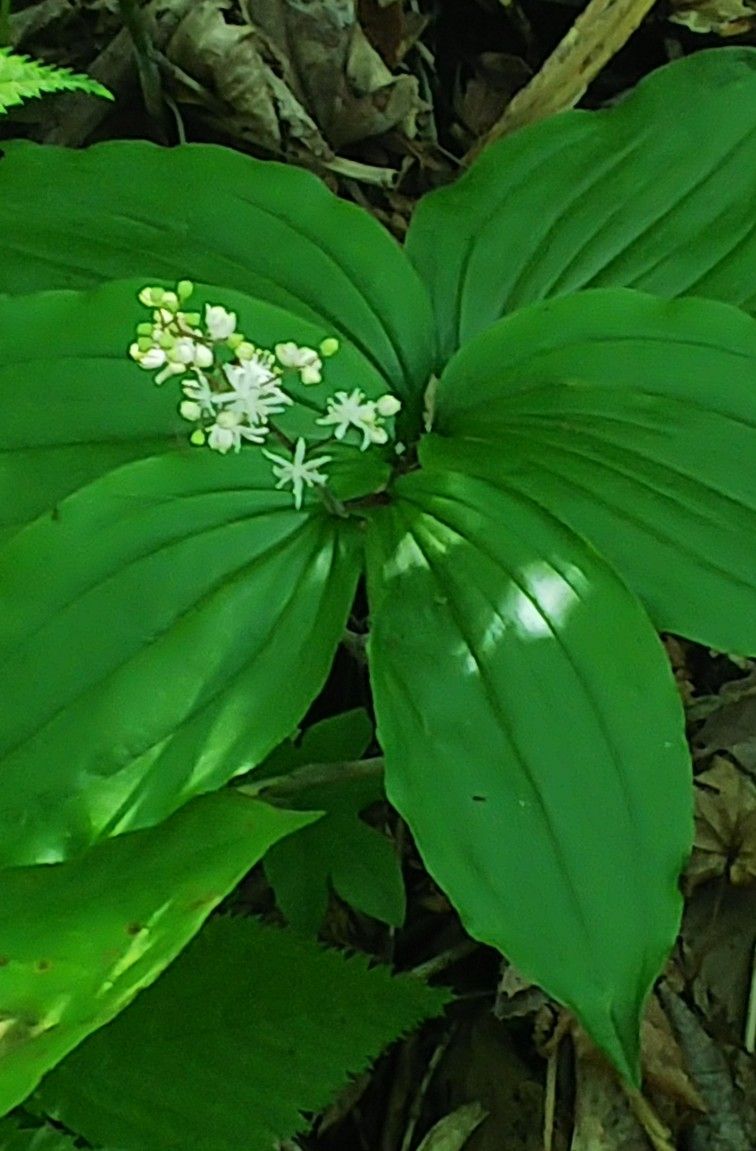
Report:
424,289,756,656
0,791,312,1115
0,282,364,867
365,469,692,1083
36,917,449,1151
406,48,756,361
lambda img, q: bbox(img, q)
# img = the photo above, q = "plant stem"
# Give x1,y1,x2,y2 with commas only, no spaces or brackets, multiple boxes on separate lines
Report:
238,755,384,802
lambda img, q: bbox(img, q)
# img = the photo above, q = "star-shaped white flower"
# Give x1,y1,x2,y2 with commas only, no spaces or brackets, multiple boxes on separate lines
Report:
218,357,292,425
207,410,269,454
316,388,397,450
181,372,218,416
262,437,332,510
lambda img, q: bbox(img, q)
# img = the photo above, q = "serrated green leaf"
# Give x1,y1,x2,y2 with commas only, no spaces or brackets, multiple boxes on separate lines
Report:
0,282,365,868
0,140,435,420
0,792,312,1115
365,469,692,1083
406,48,756,361
424,289,756,656
261,711,405,932
0,49,112,114
36,917,449,1151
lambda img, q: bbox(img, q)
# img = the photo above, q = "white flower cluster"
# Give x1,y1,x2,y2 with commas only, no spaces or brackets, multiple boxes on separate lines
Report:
129,282,401,510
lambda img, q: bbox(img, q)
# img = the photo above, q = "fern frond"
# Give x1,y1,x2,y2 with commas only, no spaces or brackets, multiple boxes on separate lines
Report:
0,47,113,115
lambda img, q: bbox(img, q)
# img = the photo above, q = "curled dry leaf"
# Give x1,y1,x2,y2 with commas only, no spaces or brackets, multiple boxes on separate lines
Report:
689,757,756,888
251,0,426,147
167,0,332,160
168,0,426,157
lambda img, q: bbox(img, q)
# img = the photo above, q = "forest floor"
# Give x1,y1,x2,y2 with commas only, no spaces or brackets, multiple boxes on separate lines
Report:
3,1,756,1149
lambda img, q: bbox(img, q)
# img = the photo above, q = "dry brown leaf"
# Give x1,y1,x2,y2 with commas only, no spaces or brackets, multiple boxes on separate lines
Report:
571,1028,673,1151
681,882,756,1042
689,757,756,888
660,985,754,1150
642,994,705,1112
668,0,756,35
167,0,331,160
693,686,756,773
250,0,427,148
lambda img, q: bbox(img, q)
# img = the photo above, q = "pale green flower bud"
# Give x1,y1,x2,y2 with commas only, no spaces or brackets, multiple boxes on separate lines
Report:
177,280,194,302
319,337,340,358
179,399,203,422
376,395,401,418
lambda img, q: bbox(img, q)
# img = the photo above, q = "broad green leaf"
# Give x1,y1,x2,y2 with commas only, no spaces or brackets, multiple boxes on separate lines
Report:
406,48,756,362
36,917,449,1151
260,711,405,932
0,140,436,414
365,469,692,1082
0,279,391,542
0,283,365,868
0,791,312,1115
424,289,756,656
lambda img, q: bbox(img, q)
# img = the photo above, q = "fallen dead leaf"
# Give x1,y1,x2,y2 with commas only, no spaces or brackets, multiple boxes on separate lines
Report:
680,881,756,1043
667,0,756,35
688,757,756,888
249,0,427,148
660,984,754,1151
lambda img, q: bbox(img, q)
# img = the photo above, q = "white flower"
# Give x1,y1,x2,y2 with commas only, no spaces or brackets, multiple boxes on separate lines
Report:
219,358,292,425
171,337,214,370
316,388,395,450
223,357,279,391
205,304,237,342
275,342,323,385
262,437,332,510
207,410,269,454
181,372,218,416
129,342,166,370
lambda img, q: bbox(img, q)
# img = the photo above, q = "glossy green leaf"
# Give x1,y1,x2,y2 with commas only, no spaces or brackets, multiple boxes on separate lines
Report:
365,469,692,1082
425,289,756,656
0,791,312,1115
0,278,391,542
0,140,435,414
36,917,449,1151
406,48,756,361
0,286,364,868
261,711,405,932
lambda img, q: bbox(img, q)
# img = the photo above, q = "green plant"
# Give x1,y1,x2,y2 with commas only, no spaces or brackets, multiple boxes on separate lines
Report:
0,47,112,114
0,45,754,1147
